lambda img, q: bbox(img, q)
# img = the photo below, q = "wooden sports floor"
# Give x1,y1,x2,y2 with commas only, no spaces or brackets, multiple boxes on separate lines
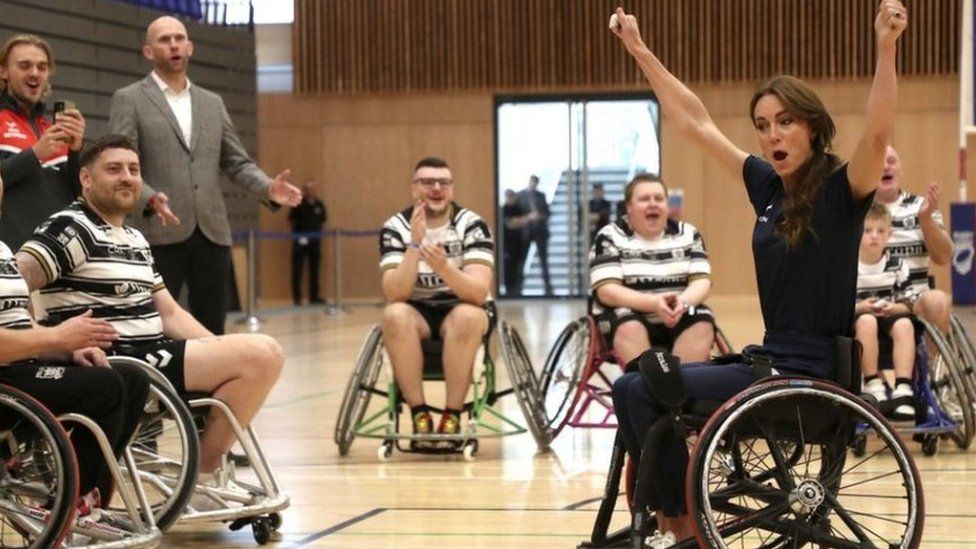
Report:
159,297,976,548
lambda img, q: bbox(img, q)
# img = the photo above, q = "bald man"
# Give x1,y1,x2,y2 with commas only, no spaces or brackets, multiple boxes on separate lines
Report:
109,16,302,334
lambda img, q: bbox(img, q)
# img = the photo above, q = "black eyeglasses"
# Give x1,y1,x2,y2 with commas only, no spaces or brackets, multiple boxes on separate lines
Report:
413,178,454,188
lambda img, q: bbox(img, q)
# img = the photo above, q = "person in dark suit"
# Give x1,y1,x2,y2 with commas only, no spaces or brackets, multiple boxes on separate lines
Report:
517,175,553,295
109,16,302,334
289,181,328,305
502,189,529,296
588,182,612,241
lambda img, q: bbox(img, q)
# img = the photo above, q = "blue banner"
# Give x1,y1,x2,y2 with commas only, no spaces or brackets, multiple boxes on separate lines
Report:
951,203,976,304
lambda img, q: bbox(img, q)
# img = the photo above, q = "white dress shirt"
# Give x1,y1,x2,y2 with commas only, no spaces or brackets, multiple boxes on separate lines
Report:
150,70,192,145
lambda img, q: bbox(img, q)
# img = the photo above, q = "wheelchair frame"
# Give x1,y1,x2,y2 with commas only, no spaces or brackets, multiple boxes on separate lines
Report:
0,380,163,549
580,374,925,548
335,320,545,461
500,314,734,447
109,356,288,545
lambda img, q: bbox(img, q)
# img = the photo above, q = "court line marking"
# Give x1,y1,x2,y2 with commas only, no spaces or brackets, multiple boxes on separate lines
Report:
287,507,386,547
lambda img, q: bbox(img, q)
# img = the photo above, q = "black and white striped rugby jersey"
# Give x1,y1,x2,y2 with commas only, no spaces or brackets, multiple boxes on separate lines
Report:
589,217,710,321
20,200,166,343
379,203,494,305
856,252,916,304
0,241,33,330
882,191,944,294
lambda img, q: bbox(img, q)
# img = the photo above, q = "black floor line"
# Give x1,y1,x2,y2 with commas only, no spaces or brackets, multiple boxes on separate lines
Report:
288,507,387,547
563,496,607,510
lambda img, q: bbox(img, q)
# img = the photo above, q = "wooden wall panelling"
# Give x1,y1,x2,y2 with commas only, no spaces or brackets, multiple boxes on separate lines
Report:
295,0,960,93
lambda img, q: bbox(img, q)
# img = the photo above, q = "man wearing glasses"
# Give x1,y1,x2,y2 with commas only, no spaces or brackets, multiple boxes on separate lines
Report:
378,157,494,448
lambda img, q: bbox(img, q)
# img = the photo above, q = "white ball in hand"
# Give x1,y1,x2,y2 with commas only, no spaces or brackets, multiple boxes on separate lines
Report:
608,13,620,31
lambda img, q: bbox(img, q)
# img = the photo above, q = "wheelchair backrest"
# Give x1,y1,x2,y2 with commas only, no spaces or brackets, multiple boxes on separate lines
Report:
830,336,862,395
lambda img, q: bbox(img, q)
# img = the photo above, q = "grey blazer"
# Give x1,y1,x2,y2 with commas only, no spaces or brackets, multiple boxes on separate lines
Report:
109,74,272,246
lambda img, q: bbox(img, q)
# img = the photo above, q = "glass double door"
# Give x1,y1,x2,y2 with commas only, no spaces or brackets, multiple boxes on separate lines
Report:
496,95,661,298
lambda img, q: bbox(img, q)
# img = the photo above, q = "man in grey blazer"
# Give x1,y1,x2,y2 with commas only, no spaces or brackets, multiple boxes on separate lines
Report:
109,16,301,334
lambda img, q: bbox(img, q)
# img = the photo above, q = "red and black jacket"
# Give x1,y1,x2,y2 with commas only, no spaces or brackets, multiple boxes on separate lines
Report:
0,92,79,250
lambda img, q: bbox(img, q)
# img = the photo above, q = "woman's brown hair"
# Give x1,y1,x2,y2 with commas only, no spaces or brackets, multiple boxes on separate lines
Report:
749,75,840,248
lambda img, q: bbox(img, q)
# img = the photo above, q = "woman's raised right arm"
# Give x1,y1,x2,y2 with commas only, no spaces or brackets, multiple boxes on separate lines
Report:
612,7,749,175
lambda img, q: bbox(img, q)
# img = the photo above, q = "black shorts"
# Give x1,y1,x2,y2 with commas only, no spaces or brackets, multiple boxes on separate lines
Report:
597,305,715,350
856,313,914,339
112,339,189,395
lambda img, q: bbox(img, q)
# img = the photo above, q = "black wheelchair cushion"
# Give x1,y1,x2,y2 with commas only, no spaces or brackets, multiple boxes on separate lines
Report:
421,339,445,380
634,348,686,410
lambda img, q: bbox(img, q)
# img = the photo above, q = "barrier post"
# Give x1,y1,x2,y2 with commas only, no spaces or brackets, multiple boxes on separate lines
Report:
235,229,263,330
325,231,346,316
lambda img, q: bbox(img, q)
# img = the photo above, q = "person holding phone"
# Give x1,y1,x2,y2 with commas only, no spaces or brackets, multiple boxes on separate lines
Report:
0,34,85,249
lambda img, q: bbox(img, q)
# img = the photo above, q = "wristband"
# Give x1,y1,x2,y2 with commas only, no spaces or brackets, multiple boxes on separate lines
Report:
407,242,422,249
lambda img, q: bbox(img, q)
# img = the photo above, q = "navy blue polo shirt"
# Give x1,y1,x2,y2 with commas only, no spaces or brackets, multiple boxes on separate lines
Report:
744,155,873,374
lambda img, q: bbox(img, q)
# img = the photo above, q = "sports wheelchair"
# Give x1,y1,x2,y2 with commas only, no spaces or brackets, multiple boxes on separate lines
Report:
0,381,162,548
853,316,975,456
499,311,733,447
334,303,547,460
107,356,289,545
581,343,924,548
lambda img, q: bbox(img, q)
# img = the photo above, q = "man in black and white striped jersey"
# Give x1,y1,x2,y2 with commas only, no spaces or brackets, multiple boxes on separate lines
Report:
875,145,954,333
16,134,285,484
378,157,493,447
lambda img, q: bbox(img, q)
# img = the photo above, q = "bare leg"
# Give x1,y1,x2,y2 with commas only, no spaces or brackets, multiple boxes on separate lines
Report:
855,314,879,377
183,334,284,473
440,304,488,410
613,320,652,366
914,288,951,333
890,317,916,379
381,303,431,408
671,321,714,362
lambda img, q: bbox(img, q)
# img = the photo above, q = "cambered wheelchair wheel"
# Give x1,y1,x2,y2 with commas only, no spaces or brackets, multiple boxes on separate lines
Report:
499,322,549,448
539,317,593,439
107,358,200,531
687,379,924,549
334,326,385,455
949,315,976,403
0,384,77,549
919,319,975,450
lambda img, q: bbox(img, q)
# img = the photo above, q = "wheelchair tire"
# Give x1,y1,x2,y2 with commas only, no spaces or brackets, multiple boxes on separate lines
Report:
107,360,200,531
539,317,592,439
949,315,976,405
499,321,550,448
0,384,78,549
920,319,975,450
687,379,924,549
334,326,385,456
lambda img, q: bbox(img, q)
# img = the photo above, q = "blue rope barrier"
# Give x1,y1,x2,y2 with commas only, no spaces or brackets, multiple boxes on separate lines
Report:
232,229,381,241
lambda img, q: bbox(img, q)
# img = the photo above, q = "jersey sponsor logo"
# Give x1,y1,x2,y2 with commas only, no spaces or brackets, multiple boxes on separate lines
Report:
0,297,30,311
887,243,926,258
2,121,27,141
35,366,65,380
418,272,444,288
114,281,153,296
144,349,173,369
894,216,917,229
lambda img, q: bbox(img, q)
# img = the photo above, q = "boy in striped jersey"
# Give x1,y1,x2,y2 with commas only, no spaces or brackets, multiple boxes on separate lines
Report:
17,135,284,482
379,157,493,446
855,203,916,419
876,145,953,333
589,174,714,366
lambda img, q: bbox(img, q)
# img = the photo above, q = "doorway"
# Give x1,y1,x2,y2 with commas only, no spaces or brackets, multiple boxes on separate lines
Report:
495,94,661,298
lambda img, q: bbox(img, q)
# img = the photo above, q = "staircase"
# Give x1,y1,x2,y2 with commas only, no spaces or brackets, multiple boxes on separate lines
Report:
521,169,630,297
